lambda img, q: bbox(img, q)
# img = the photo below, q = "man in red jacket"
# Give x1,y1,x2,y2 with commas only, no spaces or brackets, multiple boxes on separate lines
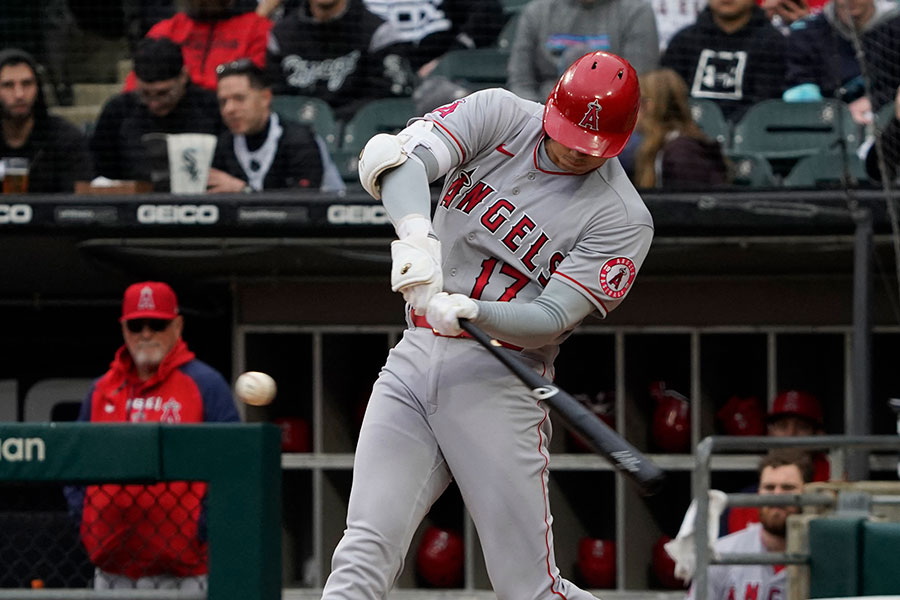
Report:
64,282,239,591
124,0,272,92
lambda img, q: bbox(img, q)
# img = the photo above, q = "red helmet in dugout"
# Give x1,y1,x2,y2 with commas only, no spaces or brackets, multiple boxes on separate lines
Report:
416,526,464,587
576,538,616,588
543,51,640,158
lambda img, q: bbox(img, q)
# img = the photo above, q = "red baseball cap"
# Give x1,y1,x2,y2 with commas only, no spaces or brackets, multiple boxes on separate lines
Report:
768,390,823,426
120,281,179,321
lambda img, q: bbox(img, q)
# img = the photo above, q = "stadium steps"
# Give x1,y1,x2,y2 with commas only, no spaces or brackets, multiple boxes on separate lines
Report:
49,104,102,131
72,83,121,107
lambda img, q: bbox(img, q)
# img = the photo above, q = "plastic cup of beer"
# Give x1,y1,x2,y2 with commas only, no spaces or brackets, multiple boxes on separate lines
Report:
2,157,29,194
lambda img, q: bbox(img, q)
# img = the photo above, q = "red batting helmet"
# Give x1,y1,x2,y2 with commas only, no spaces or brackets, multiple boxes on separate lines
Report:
576,538,616,588
717,396,766,436
650,383,691,453
416,526,464,588
543,51,640,158
768,390,823,426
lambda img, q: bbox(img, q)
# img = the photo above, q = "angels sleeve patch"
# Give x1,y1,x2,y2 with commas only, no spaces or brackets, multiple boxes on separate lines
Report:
599,257,636,298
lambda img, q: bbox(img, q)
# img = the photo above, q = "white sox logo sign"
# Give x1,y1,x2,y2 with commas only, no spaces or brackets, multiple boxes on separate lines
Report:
578,99,603,131
599,257,636,299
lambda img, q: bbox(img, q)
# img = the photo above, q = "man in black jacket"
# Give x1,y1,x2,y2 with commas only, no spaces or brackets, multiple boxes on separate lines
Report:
265,0,414,122
0,48,92,193
661,0,787,122
90,37,223,183
208,58,335,192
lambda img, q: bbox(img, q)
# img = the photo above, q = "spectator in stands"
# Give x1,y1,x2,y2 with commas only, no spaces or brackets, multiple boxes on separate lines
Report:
661,0,787,123
864,83,900,182
687,449,813,600
724,390,828,534
208,58,345,193
265,0,415,122
0,48,92,193
654,0,707,51
861,11,900,114
63,281,239,591
782,0,898,126
507,0,660,102
90,37,223,184
361,0,507,77
759,0,828,31
633,68,730,189
123,0,273,93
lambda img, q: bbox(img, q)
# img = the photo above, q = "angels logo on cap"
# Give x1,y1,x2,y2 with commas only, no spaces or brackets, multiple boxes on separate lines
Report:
137,286,157,311
578,100,603,131
599,257,635,298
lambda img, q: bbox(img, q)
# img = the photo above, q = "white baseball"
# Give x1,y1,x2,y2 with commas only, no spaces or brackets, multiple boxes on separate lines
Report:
235,371,277,406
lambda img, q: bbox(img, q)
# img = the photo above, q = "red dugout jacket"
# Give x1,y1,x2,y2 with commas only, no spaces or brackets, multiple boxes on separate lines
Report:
71,339,239,578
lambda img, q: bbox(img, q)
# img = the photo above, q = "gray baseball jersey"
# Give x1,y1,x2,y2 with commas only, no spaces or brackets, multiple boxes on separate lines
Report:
688,523,787,600
424,88,653,361
321,88,653,600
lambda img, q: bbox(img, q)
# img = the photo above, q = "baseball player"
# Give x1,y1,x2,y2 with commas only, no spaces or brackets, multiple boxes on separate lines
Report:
322,51,653,599
687,449,813,600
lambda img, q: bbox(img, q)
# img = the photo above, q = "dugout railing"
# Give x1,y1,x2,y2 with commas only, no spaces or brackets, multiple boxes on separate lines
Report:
0,423,281,600
691,435,900,600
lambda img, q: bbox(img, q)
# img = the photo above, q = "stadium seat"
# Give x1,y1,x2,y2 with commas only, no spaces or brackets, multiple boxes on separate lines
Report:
731,99,860,175
23,378,93,422
783,149,868,188
428,48,510,90
728,152,778,187
496,12,520,51
337,97,417,180
271,95,341,152
689,99,731,147
0,380,17,421
875,100,896,132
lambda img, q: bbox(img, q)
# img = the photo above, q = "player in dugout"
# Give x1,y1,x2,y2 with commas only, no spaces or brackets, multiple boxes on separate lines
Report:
63,281,239,591
687,448,813,600
320,51,653,599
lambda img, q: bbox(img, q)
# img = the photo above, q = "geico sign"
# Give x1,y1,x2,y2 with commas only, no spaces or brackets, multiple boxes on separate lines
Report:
0,437,45,462
327,204,390,225
137,204,219,224
0,204,32,224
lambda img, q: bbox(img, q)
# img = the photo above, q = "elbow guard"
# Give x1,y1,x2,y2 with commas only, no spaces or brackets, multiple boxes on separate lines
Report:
358,120,453,199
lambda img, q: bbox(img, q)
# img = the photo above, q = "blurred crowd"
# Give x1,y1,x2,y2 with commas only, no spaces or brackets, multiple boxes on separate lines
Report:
1,0,899,194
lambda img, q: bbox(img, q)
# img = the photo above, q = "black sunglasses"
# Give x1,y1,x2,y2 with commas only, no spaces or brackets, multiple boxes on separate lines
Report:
125,319,172,333
216,58,257,78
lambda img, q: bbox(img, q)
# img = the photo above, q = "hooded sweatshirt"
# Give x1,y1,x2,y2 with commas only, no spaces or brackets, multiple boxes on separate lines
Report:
66,339,238,578
0,49,93,193
123,8,273,92
661,5,787,122
507,0,660,102
266,0,414,121
785,0,899,101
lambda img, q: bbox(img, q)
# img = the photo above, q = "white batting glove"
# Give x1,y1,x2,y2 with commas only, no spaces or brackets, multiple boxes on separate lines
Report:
390,214,442,316
426,292,478,336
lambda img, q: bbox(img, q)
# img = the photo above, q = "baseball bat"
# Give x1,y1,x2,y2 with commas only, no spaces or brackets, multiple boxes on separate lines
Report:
459,319,666,496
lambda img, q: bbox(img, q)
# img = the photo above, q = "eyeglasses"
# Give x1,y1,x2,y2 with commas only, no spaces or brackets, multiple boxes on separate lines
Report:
136,83,181,103
216,58,258,78
125,319,172,333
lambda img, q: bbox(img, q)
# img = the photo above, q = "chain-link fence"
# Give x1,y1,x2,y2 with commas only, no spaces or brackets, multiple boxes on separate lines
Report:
0,480,207,593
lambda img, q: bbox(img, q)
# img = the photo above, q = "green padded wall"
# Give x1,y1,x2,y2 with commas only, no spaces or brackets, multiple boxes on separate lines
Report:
809,516,864,598
862,521,900,595
0,423,281,600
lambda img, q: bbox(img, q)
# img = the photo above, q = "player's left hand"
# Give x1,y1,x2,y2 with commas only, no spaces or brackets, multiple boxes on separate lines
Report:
426,292,478,336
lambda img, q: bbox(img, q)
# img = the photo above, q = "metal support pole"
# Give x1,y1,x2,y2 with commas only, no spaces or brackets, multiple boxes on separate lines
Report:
848,208,873,479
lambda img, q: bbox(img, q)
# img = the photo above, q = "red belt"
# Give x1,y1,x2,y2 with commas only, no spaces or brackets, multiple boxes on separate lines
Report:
410,312,523,351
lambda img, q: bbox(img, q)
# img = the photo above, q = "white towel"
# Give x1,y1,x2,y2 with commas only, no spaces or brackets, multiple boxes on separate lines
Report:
663,489,728,583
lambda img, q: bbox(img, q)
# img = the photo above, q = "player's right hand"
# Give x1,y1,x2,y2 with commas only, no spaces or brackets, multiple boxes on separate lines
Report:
390,234,442,315
426,292,478,336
